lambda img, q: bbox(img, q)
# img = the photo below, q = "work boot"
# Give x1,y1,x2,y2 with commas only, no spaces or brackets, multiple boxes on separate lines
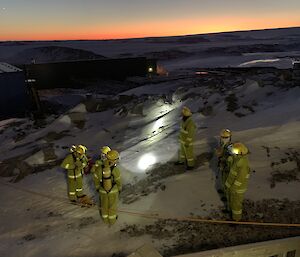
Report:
221,196,227,202
217,189,224,194
222,209,230,214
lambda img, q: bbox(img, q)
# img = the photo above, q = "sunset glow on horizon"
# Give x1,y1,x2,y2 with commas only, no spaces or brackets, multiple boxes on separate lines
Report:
1,0,300,41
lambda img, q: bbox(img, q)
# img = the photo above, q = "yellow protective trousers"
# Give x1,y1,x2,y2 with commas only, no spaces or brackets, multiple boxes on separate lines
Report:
229,190,245,221
67,169,83,201
99,185,119,225
179,143,195,167
221,169,229,194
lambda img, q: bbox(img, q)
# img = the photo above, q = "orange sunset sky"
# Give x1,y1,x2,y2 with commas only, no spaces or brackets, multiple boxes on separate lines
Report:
1,0,300,41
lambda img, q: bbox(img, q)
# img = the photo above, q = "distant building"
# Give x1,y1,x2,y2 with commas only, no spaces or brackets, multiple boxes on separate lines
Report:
292,61,300,86
0,63,29,119
293,61,300,76
23,57,157,89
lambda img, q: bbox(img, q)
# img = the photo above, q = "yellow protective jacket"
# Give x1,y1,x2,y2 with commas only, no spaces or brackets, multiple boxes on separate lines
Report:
91,159,103,190
61,154,76,170
61,154,88,177
225,155,250,193
179,116,196,146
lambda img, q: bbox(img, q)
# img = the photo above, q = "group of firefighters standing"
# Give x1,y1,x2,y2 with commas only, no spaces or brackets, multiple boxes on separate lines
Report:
176,106,251,221
61,145,121,225
216,129,250,221
60,106,251,225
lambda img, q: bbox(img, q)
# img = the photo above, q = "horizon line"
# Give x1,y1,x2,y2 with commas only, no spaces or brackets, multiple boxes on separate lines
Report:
1,25,300,42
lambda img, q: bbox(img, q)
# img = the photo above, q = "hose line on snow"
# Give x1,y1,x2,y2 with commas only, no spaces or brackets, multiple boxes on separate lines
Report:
1,180,300,228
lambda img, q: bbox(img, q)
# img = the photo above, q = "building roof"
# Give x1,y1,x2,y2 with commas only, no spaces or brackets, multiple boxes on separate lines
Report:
0,62,22,73
293,61,300,69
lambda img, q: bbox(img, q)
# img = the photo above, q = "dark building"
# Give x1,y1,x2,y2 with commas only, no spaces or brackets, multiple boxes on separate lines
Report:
24,57,157,89
293,61,300,79
292,61,300,86
0,63,29,119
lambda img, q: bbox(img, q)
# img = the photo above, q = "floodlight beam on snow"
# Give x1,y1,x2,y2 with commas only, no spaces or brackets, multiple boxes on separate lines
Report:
138,153,156,171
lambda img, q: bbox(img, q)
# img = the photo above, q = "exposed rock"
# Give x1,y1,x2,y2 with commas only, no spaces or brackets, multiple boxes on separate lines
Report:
130,103,144,116
121,199,300,257
199,106,213,116
225,93,239,112
42,145,58,162
122,152,213,204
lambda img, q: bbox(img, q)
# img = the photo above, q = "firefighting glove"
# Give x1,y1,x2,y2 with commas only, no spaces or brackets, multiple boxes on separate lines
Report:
215,147,223,158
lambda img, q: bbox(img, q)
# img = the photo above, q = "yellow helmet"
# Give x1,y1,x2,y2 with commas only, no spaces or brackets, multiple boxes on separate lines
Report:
220,129,231,138
107,150,120,161
101,146,111,155
70,145,77,153
230,142,248,155
76,145,87,155
182,106,192,117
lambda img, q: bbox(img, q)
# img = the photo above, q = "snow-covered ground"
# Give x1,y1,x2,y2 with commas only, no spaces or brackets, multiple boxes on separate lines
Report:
1,70,300,256
1,27,300,257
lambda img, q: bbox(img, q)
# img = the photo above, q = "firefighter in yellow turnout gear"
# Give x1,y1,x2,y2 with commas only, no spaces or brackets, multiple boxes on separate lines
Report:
60,145,89,203
225,143,250,221
215,129,232,196
177,106,196,169
92,150,122,225
91,146,111,191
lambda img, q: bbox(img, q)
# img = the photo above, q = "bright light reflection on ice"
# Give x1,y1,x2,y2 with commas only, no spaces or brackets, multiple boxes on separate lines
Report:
152,118,164,131
138,153,156,170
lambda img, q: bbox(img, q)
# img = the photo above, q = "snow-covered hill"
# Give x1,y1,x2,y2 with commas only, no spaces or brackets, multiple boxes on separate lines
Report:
1,27,300,70
4,46,106,65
